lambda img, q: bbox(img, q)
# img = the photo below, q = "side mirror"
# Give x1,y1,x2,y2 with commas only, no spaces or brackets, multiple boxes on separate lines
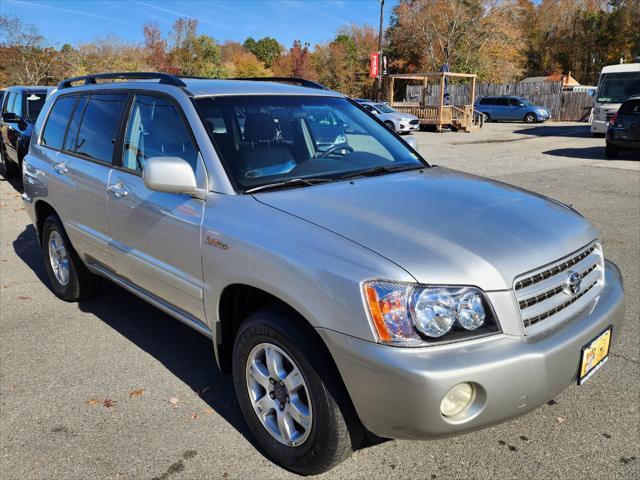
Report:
143,156,198,195
403,135,419,152
370,109,379,115
519,103,526,107
2,112,19,122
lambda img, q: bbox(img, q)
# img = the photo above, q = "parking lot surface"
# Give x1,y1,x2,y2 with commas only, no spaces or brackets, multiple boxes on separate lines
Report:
1,122,638,479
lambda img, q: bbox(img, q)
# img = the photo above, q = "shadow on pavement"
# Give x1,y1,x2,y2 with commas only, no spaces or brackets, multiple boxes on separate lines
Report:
514,124,592,138
0,174,24,193
12,224,387,459
543,146,640,160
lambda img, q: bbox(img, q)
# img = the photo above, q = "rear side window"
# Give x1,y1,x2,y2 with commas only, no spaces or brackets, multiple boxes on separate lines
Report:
4,92,20,115
479,98,494,105
509,98,520,106
494,98,509,106
75,94,127,163
41,96,77,150
619,99,640,114
122,94,198,173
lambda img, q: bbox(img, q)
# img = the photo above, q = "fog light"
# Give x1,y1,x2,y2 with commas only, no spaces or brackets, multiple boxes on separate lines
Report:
440,383,474,417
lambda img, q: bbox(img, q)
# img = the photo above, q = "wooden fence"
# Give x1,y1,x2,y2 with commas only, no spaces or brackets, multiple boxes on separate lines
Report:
403,81,594,121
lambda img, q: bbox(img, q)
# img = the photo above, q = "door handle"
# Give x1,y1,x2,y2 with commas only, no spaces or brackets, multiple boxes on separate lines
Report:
53,162,68,175
108,182,129,198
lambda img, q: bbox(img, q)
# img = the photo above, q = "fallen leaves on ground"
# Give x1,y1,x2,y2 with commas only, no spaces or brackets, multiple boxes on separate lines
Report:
168,397,180,407
190,413,198,420
129,389,145,398
556,416,566,423
85,399,100,406
103,399,117,408
203,408,214,415
17,296,30,300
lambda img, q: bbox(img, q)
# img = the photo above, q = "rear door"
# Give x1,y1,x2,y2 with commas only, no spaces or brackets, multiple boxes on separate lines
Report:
107,93,206,321
49,92,128,269
493,97,509,120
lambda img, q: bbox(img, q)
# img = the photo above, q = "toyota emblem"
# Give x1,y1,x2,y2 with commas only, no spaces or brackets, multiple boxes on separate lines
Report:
565,271,583,295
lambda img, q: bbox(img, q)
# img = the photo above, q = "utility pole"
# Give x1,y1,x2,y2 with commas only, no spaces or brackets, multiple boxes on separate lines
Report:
376,0,384,101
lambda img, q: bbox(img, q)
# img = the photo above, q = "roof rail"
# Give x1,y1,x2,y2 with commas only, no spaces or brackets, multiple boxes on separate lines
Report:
230,77,328,90
57,72,187,89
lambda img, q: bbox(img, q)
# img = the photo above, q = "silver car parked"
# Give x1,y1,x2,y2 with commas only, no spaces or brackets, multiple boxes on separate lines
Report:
22,73,624,475
357,99,420,133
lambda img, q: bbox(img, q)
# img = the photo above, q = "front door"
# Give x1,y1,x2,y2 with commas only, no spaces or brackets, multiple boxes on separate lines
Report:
107,93,206,321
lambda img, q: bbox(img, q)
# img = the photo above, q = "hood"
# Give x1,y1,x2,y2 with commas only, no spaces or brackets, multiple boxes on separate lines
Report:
389,112,418,120
255,168,598,290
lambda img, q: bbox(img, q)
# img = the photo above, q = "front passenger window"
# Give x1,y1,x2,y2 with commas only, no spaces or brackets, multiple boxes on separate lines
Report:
122,95,198,173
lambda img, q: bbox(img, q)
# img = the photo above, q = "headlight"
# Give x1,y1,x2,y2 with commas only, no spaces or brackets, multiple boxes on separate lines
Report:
363,281,499,346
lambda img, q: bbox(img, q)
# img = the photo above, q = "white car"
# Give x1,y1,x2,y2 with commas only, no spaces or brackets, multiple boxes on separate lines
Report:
358,100,420,134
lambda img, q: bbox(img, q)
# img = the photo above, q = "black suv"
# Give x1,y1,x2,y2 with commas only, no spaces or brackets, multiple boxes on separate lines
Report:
606,95,640,158
0,86,52,178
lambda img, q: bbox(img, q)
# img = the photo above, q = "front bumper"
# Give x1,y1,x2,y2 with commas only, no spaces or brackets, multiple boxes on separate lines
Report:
397,120,420,132
319,261,625,440
591,119,608,134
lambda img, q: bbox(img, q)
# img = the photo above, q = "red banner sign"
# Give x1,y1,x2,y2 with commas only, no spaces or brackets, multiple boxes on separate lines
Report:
369,52,380,78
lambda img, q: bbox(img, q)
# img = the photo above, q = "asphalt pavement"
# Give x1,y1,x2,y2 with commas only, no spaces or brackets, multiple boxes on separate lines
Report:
1,122,638,479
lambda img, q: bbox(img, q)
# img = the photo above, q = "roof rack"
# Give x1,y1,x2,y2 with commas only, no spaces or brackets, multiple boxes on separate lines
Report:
230,77,327,90
58,72,187,89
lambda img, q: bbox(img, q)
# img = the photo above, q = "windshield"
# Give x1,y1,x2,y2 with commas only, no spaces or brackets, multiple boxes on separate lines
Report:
375,104,395,113
196,95,425,191
25,91,47,121
597,72,640,103
518,98,534,107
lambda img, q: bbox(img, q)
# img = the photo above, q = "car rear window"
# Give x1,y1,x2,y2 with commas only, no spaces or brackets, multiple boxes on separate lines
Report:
25,91,48,121
41,96,77,150
74,94,127,163
619,99,640,114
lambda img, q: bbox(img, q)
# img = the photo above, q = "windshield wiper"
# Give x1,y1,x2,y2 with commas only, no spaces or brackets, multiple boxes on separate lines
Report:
337,164,422,181
244,177,333,194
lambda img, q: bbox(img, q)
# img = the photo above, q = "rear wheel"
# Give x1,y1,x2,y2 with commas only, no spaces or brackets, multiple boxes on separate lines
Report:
232,309,361,475
524,112,537,123
605,142,619,158
41,214,97,301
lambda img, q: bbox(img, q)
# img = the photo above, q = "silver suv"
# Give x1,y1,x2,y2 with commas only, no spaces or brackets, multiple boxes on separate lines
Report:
23,73,625,475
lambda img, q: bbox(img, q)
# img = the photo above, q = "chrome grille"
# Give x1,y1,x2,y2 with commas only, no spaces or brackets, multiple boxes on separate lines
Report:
514,243,604,331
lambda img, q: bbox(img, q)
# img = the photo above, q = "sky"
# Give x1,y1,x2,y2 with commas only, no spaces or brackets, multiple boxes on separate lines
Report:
3,0,400,48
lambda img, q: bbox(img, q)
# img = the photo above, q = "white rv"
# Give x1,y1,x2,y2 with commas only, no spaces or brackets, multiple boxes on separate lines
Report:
591,63,640,135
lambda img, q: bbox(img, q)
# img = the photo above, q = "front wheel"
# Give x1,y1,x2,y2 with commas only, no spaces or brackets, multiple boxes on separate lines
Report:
232,309,360,475
41,214,97,301
524,112,537,123
384,120,396,131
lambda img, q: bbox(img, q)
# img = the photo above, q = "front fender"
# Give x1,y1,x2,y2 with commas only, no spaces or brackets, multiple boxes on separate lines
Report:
201,193,415,345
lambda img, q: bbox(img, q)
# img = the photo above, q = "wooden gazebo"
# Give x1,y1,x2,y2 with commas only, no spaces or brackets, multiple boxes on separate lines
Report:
388,72,479,132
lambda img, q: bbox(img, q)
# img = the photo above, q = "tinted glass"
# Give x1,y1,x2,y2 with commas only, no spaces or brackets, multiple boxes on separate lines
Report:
75,94,127,163
41,96,77,150
509,98,521,106
479,98,494,105
619,99,640,114
494,98,509,106
122,95,198,173
64,96,88,151
196,95,423,191
4,92,19,115
25,91,48,121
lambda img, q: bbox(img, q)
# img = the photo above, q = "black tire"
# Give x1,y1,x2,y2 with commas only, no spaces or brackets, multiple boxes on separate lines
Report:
384,120,396,131
232,309,362,475
483,113,491,122
41,214,97,302
605,142,619,158
524,112,537,123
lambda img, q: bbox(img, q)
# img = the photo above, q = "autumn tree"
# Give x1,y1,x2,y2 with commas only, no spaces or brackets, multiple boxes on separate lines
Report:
243,36,283,67
272,40,318,80
0,14,58,85
143,21,168,71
